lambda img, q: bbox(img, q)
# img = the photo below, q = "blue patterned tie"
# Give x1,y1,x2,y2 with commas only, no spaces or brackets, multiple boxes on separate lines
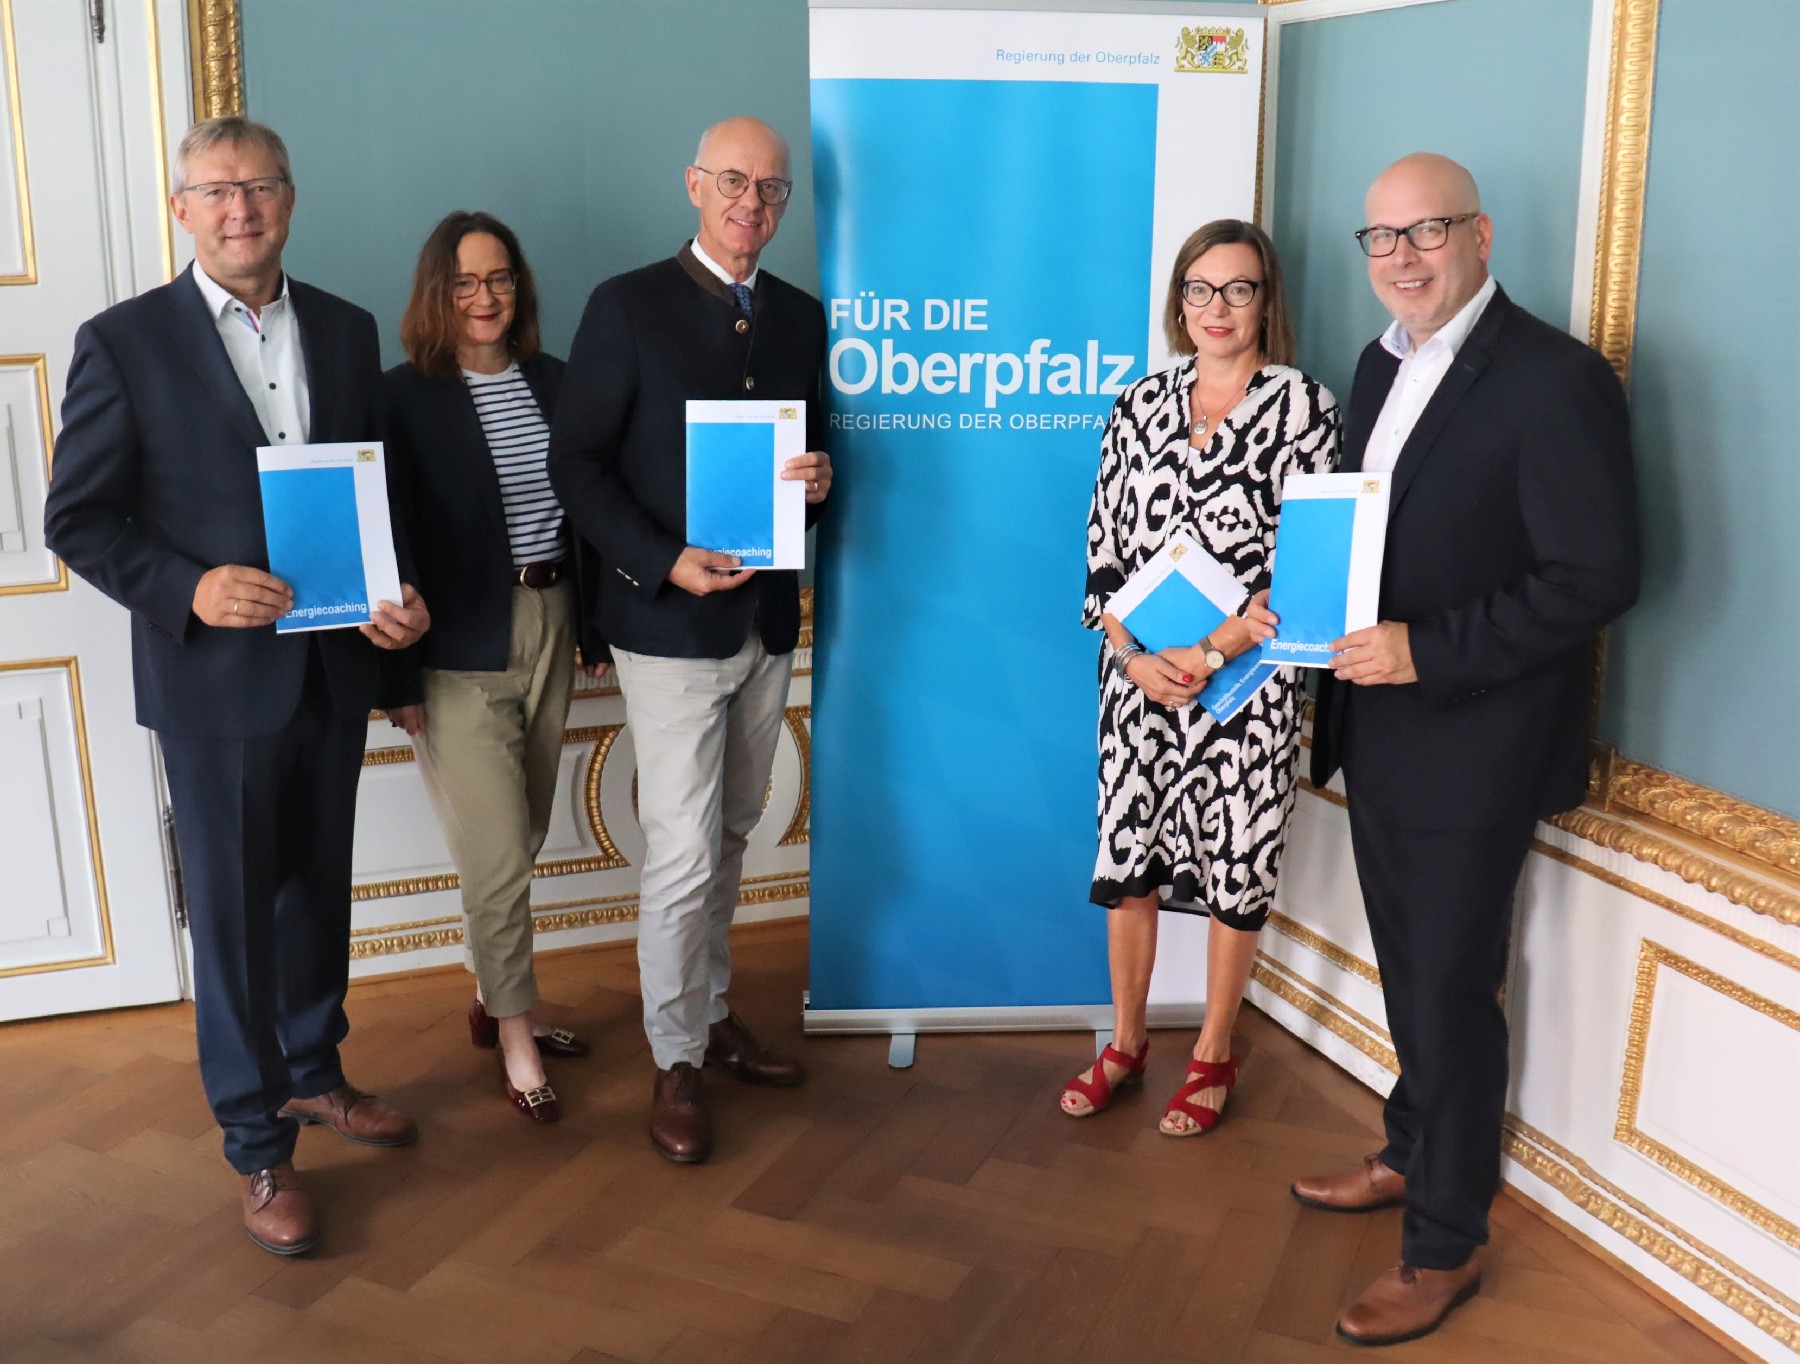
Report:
729,282,754,319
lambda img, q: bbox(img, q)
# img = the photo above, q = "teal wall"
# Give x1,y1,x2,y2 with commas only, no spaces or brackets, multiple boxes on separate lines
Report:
1270,0,1590,406
241,0,819,363
243,0,1799,820
1598,0,1799,818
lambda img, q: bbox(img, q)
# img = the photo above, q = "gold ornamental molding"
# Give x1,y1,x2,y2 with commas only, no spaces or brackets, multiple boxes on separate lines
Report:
1249,953,1398,1074
779,705,811,846
1607,755,1800,883
576,723,629,870
187,0,244,120
1616,941,1800,1254
1551,805,1800,929
1267,911,1380,987
0,355,67,596
348,875,810,960
1532,836,1800,976
1505,1116,1800,1351
0,658,116,977
0,0,36,287
1588,0,1660,385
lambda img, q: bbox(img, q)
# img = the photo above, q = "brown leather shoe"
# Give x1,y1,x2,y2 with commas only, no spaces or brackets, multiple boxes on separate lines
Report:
649,1062,712,1164
1291,1153,1407,1212
280,1084,417,1147
1336,1257,1482,1346
705,1011,807,1087
240,1163,318,1256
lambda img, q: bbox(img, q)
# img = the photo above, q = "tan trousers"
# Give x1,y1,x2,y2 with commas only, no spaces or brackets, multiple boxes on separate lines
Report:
611,635,793,1070
410,583,574,1018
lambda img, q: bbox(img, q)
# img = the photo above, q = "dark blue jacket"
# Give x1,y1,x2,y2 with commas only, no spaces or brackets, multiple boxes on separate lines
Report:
383,352,603,695
44,264,409,738
1310,287,1641,828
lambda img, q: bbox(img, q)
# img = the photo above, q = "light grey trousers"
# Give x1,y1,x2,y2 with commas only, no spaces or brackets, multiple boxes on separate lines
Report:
611,635,793,1069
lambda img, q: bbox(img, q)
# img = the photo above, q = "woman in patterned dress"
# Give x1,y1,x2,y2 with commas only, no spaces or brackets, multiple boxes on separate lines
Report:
1060,219,1339,1134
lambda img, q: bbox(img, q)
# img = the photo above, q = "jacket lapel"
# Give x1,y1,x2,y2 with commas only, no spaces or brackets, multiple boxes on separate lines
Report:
1341,345,1398,475
1384,286,1510,514
166,265,269,451
290,280,332,443
449,375,509,537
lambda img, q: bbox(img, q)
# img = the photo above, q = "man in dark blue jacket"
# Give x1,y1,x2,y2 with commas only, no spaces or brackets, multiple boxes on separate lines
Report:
43,116,429,1257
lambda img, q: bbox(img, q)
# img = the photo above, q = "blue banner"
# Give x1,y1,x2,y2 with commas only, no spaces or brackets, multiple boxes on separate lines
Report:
806,5,1266,1022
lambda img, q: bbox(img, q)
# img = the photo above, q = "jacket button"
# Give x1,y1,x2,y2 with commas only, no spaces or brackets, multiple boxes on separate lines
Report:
744,376,755,391
735,318,749,334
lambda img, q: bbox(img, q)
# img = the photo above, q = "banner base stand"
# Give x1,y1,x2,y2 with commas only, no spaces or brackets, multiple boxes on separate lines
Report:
802,1002,1211,1036
887,1033,916,1069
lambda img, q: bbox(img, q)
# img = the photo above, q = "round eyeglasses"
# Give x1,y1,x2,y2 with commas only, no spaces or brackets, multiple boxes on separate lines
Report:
1355,214,1476,258
692,166,793,206
452,270,517,299
1180,278,1261,308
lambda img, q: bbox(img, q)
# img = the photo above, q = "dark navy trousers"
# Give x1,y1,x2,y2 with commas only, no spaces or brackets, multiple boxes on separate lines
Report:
158,651,366,1174
1343,785,1537,1271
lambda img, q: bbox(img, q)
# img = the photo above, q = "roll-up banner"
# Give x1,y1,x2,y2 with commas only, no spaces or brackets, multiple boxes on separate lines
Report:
806,1,1266,1034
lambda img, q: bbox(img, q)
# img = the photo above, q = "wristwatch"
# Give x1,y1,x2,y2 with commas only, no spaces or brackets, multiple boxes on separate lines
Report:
1200,634,1226,671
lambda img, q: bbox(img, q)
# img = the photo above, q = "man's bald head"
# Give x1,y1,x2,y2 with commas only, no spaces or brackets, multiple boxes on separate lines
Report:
1366,152,1481,221
695,117,791,175
1362,152,1492,347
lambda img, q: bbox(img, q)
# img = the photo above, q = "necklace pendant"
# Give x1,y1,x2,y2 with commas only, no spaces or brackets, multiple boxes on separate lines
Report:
1193,416,1209,436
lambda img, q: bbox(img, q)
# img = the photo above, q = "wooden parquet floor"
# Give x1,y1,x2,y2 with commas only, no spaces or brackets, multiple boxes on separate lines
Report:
0,920,1740,1364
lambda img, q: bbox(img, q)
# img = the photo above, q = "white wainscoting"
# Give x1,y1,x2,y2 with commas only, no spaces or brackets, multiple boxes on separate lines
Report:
0,661,111,975
345,641,813,979
1251,773,1800,1362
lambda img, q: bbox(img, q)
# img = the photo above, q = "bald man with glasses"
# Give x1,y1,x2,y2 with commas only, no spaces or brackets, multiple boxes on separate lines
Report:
1296,153,1639,1345
549,117,832,1165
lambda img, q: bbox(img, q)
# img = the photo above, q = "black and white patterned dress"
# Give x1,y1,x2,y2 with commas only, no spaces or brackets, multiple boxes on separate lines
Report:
1084,362,1339,926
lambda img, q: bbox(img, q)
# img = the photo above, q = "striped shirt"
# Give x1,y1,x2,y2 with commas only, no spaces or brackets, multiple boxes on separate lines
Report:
463,364,566,567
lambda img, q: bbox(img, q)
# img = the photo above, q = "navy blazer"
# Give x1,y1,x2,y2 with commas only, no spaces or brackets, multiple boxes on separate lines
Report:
383,353,602,694
44,265,407,738
1310,286,1640,829
549,246,827,660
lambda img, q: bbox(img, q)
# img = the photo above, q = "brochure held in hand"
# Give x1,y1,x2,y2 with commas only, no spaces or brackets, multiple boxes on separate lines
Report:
256,442,402,634
1106,530,1280,724
685,400,807,570
1263,472,1390,667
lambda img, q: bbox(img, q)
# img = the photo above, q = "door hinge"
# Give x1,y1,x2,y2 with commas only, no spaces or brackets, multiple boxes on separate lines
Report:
89,0,106,43
161,805,188,930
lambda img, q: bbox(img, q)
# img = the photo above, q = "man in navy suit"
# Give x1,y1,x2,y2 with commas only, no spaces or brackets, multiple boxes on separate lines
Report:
44,116,430,1256
1292,154,1639,1345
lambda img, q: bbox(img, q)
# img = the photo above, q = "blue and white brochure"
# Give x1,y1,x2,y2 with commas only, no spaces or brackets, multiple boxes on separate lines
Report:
1106,530,1280,724
1263,472,1390,667
685,400,807,570
256,442,402,634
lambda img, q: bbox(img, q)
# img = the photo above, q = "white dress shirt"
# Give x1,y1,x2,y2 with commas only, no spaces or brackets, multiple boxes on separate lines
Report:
1360,274,1497,475
192,265,311,445
689,235,758,290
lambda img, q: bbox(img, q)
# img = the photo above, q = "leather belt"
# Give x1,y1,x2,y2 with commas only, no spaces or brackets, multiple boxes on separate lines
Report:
515,558,569,589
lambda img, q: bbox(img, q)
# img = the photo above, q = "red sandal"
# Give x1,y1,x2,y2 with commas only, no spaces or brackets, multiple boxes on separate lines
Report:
1160,1055,1241,1137
1060,1039,1150,1116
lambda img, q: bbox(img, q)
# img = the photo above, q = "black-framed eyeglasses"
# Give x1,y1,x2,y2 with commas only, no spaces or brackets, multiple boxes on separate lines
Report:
452,270,517,299
692,166,793,206
1355,213,1476,258
1180,277,1261,308
176,176,290,207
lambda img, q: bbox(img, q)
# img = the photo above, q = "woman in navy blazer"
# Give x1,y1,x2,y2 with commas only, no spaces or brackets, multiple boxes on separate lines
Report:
384,212,602,1124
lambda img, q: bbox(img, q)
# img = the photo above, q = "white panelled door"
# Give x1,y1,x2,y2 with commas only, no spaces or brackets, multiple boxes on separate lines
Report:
0,0,188,1019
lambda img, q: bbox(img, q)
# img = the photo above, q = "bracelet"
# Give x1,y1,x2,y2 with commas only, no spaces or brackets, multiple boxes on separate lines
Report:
1112,640,1144,680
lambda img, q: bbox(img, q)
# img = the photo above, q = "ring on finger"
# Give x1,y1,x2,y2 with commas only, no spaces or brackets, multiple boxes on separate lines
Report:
230,599,239,615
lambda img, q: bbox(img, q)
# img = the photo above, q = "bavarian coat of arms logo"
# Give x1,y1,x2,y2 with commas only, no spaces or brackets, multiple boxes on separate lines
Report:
1174,26,1250,74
